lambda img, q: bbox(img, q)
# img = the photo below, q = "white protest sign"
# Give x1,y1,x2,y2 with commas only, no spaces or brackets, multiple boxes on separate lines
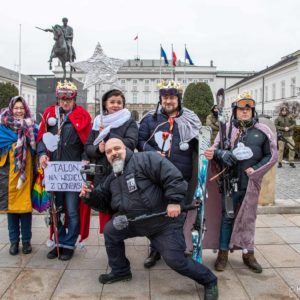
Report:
44,161,84,192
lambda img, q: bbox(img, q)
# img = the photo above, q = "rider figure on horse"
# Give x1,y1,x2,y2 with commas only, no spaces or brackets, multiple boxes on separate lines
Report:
45,17,76,64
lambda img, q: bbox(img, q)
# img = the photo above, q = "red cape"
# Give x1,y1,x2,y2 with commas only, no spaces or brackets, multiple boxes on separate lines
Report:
37,105,92,144
38,105,93,243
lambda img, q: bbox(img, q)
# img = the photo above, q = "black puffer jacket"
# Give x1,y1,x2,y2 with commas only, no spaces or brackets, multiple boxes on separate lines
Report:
86,150,188,234
138,110,197,181
84,118,138,186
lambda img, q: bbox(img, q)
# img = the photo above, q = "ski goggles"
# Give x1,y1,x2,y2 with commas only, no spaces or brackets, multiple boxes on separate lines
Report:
56,89,77,100
236,99,256,108
159,88,179,97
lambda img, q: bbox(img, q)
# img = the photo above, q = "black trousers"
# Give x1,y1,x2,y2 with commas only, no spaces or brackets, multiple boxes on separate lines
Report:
103,218,217,287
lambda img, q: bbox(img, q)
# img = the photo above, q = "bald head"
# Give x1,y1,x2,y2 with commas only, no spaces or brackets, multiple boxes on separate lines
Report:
105,138,126,165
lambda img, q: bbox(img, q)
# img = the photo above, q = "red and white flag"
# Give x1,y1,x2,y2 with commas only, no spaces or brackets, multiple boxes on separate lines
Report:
172,50,177,67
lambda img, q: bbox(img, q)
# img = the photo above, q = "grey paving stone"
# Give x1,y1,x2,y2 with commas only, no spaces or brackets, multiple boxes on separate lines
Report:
255,215,269,228
283,214,300,226
82,228,104,246
256,244,300,268
272,226,300,243
290,244,300,254
125,236,150,246
31,214,48,228
26,245,69,269
102,270,149,300
52,269,103,299
0,228,9,244
124,245,148,270
197,269,250,300
254,227,285,245
150,269,199,300
1,268,63,300
235,268,298,299
258,214,296,227
67,245,108,270
0,244,38,268
30,227,49,245
276,268,300,299
0,268,21,298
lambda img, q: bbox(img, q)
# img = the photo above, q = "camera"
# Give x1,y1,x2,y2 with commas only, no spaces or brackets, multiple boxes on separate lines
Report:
80,164,104,176
80,164,104,199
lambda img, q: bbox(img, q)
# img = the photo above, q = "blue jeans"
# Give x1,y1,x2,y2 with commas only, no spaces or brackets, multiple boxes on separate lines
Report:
55,192,80,249
7,213,32,243
104,219,217,287
219,190,246,250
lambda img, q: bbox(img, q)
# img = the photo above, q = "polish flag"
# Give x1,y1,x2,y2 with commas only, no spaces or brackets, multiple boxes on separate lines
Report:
172,51,177,67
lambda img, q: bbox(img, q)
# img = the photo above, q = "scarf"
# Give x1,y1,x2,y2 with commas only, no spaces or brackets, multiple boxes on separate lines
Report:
92,108,131,145
0,96,36,189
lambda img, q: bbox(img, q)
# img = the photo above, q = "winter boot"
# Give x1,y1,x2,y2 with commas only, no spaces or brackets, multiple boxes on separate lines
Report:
204,282,219,300
290,163,296,168
242,252,262,273
214,250,228,271
278,162,282,168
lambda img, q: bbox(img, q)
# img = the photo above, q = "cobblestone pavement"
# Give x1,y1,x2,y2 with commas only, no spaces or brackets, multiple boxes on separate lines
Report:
0,164,299,299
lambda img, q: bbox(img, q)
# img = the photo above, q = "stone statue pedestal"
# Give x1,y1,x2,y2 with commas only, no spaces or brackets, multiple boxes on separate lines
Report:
36,78,87,123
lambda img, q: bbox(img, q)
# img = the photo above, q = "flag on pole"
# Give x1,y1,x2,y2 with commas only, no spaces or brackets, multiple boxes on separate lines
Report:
160,46,169,65
172,50,177,67
185,47,194,65
134,35,138,40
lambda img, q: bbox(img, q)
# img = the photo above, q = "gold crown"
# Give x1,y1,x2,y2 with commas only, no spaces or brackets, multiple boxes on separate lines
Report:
157,80,183,92
56,80,77,91
233,91,253,103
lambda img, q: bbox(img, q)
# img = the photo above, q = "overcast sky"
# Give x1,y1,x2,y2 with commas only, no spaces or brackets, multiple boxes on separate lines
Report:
0,0,300,75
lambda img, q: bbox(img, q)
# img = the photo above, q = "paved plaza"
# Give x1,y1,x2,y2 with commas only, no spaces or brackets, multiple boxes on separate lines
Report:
0,162,299,300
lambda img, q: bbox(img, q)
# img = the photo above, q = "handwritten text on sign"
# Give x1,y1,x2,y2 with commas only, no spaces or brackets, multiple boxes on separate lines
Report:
44,161,84,192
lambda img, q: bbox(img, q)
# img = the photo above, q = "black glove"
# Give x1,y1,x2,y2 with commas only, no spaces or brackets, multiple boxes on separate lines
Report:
214,149,237,167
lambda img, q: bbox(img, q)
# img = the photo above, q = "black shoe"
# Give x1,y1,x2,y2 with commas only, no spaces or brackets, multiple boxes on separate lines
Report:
204,283,219,300
278,162,282,168
99,272,132,284
47,247,63,259
59,248,74,261
144,250,161,268
242,253,262,273
9,243,19,256
22,242,32,254
290,163,296,168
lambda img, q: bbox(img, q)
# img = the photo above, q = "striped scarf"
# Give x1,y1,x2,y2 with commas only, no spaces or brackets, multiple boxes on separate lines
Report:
0,96,36,189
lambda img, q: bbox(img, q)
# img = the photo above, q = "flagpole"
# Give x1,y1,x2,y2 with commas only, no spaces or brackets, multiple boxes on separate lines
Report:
171,44,174,80
18,24,22,96
136,33,139,59
159,44,162,80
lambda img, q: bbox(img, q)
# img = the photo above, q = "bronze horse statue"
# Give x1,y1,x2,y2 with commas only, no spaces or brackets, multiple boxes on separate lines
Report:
48,25,76,79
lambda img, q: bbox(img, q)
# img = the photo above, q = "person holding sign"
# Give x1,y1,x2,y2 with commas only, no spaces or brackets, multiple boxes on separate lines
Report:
84,89,138,232
204,92,277,273
0,96,36,256
37,80,92,261
80,138,218,300
138,80,201,267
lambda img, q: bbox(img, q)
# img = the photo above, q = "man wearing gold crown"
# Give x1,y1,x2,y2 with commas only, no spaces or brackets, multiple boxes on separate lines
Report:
37,80,92,260
138,80,202,266
204,92,278,273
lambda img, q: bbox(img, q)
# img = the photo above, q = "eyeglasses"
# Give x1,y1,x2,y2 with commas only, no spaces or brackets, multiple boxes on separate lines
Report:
159,88,179,97
236,99,255,108
56,89,77,100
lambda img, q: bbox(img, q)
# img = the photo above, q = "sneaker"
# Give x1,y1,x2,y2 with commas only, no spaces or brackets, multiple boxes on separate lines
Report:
99,272,132,284
242,253,262,273
22,242,32,254
59,248,74,261
278,162,282,168
47,247,63,259
144,250,161,268
214,250,228,271
9,243,19,256
204,282,219,300
290,163,296,168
